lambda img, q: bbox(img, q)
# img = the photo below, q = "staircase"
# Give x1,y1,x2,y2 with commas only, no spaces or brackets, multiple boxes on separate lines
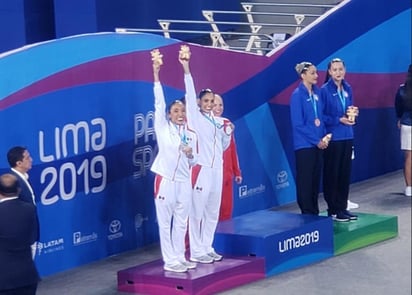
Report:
116,0,341,55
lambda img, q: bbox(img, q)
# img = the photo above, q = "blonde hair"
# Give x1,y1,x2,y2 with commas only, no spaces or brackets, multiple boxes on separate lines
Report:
295,61,313,75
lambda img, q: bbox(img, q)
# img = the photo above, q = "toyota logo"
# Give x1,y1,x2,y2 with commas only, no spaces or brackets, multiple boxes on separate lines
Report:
109,220,121,233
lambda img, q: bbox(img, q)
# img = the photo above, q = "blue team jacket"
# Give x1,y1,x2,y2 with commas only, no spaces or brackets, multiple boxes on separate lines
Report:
290,82,326,150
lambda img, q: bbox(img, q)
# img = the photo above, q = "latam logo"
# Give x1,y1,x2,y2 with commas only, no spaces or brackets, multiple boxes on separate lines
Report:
36,238,65,255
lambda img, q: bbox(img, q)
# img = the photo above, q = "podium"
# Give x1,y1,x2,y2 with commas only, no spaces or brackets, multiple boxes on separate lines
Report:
214,210,334,276
117,256,265,294
117,209,398,294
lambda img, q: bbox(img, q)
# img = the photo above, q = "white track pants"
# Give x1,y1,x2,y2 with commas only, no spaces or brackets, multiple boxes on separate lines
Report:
189,165,223,257
154,175,192,265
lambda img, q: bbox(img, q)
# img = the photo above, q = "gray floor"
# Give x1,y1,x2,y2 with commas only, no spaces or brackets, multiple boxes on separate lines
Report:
36,170,411,295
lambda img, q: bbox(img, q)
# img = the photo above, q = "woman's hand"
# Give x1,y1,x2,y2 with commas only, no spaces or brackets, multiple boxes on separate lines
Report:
340,116,356,125
317,140,329,150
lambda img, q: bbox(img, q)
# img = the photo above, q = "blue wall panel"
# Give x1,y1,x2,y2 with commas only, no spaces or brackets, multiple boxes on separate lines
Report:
54,0,98,37
0,1,26,52
54,0,241,40
0,0,410,278
24,0,55,44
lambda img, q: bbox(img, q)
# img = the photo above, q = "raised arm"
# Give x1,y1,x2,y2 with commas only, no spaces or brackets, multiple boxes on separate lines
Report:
151,49,163,82
179,45,199,130
151,49,167,130
179,45,191,75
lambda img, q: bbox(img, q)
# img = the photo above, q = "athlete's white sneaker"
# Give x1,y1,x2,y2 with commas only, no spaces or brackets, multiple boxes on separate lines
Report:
347,200,359,210
207,251,223,261
164,263,188,273
180,260,197,269
405,186,412,197
190,255,214,264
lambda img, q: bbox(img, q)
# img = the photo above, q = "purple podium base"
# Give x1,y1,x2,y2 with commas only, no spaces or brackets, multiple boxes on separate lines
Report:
117,256,265,294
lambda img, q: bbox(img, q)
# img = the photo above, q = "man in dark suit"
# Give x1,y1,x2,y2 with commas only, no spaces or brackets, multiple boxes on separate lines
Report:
7,146,39,259
0,173,40,295
7,146,35,205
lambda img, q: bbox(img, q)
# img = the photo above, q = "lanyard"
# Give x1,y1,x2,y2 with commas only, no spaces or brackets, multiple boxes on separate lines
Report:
337,89,346,112
174,124,188,144
202,112,223,129
310,94,318,118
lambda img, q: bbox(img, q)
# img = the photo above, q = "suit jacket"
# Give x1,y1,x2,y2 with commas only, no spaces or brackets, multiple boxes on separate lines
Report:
10,170,35,204
0,198,40,290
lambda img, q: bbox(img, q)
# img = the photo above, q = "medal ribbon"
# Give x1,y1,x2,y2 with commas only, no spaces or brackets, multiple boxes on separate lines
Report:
337,89,346,113
310,94,318,118
174,124,188,144
201,112,223,129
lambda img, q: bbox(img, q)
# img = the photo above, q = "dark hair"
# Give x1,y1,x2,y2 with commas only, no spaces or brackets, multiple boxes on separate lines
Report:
7,146,27,168
0,173,21,197
167,99,185,113
198,88,213,99
324,58,346,83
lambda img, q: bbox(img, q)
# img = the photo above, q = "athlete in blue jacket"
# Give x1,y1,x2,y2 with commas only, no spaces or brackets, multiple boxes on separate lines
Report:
321,58,358,222
290,61,329,215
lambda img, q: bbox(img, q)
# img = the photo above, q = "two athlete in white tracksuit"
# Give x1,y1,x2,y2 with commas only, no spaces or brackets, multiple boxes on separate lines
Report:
186,86,232,263
150,50,198,272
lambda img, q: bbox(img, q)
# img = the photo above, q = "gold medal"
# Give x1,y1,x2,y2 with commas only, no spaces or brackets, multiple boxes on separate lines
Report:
314,118,320,127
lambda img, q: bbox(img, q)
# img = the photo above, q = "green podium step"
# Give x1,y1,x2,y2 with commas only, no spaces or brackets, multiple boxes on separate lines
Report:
325,212,398,255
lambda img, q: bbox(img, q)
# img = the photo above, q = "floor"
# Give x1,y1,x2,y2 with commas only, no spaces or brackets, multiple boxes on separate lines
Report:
36,170,411,295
